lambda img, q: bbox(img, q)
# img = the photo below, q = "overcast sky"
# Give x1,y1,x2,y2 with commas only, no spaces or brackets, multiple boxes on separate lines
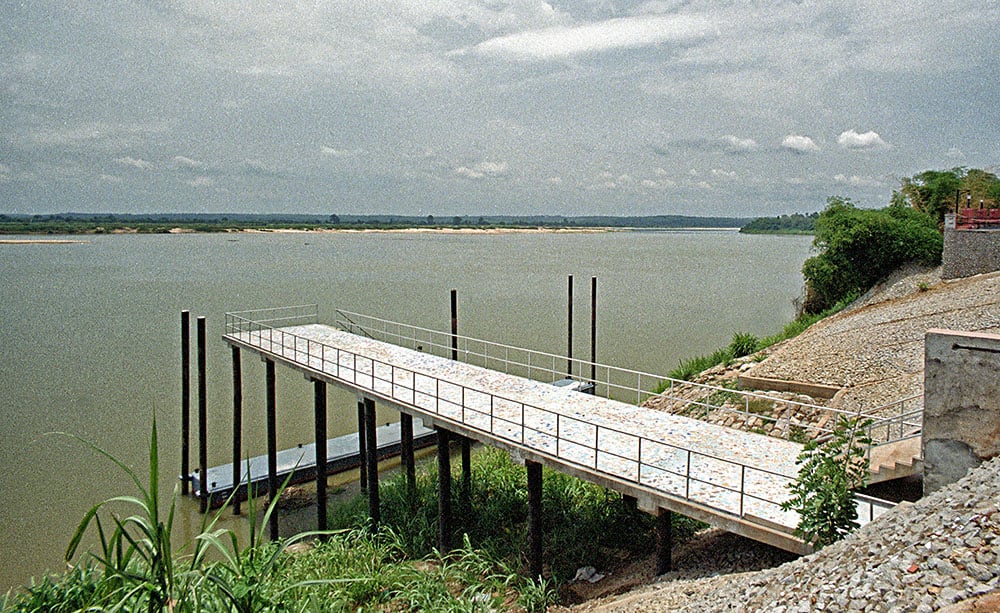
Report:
2,1,997,217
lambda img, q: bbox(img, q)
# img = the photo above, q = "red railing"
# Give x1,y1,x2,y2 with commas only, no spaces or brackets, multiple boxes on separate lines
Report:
956,207,1000,229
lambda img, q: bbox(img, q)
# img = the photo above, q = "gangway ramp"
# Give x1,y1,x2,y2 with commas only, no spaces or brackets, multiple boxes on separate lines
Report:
224,310,893,555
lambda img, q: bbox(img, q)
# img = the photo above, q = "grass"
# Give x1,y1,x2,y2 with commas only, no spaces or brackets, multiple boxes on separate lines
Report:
657,293,859,389
3,431,705,612
329,447,704,582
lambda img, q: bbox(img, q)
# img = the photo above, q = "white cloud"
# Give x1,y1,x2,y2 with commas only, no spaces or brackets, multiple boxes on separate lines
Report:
116,156,154,170
455,160,509,179
722,135,757,153
781,135,820,154
321,146,364,158
98,174,123,184
833,174,884,188
545,176,563,184
470,14,715,61
711,168,737,179
173,155,202,168
837,129,890,150
185,176,214,187
946,147,965,159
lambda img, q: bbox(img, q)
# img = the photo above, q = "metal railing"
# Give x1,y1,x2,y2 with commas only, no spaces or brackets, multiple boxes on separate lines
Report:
224,307,905,535
334,309,907,442
226,309,804,531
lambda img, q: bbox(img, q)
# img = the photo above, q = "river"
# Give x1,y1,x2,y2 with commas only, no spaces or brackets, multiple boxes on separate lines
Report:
0,229,812,591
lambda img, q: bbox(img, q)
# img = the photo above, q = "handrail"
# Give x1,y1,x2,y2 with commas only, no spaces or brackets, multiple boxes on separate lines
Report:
225,311,803,531
333,309,913,442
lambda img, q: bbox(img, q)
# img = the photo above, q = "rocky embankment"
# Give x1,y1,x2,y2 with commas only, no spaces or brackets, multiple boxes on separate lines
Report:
562,267,1000,612
644,266,1000,437
569,456,1000,612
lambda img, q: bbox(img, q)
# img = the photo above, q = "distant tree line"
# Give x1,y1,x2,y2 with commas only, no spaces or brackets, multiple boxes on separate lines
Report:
739,212,819,234
0,213,750,235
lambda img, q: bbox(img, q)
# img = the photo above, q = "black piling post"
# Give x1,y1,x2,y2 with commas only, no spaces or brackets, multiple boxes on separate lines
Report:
527,460,544,579
265,358,279,540
655,508,673,574
357,397,367,491
590,276,597,387
400,413,415,497
197,316,208,514
231,345,243,515
364,397,380,529
567,275,574,376
461,437,471,511
437,427,452,551
180,311,191,496
314,379,328,533
450,289,458,361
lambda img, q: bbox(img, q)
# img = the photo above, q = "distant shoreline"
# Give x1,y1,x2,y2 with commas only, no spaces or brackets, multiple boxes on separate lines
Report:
0,238,89,244
0,226,743,237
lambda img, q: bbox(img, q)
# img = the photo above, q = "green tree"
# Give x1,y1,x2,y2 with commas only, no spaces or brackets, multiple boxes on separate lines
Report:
801,197,942,313
781,417,872,549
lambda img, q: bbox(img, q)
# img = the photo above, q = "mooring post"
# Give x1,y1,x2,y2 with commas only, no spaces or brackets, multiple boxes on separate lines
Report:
567,274,574,376
655,508,673,574
265,358,279,540
356,397,368,491
364,397,380,529
450,288,458,361
400,412,415,497
231,345,243,515
313,379,328,533
180,310,191,496
197,316,208,513
437,427,452,551
527,460,544,579
590,276,597,386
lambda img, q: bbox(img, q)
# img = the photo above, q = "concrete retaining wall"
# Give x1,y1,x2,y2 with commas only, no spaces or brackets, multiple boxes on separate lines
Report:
942,225,1000,280
922,329,1000,495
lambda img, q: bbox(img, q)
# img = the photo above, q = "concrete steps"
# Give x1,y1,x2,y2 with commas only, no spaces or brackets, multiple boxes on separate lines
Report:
868,437,922,484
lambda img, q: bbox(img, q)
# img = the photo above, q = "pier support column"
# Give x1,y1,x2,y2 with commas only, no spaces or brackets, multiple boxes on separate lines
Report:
460,436,472,513
231,346,243,515
197,316,208,514
180,311,191,496
313,379,328,533
400,413,416,497
357,397,368,492
437,427,452,551
265,358,279,540
655,508,672,575
363,397,380,529
527,460,544,579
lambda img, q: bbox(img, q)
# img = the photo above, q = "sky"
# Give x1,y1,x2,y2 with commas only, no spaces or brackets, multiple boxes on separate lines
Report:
2,1,998,218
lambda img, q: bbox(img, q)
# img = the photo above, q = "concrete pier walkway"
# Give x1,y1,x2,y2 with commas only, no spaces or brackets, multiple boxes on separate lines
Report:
224,311,892,554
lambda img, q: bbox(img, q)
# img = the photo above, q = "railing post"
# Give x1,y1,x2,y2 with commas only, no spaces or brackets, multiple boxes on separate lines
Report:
739,465,746,517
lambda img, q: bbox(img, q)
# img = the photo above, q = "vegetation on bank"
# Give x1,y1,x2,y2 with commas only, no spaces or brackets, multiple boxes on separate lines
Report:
800,197,942,314
663,290,860,384
2,429,702,612
0,213,749,235
739,212,818,235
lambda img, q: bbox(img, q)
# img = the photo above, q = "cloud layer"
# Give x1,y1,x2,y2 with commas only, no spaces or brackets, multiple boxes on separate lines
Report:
1,1,997,216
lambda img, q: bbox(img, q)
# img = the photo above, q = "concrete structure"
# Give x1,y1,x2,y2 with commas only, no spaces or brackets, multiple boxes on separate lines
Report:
923,329,1000,494
942,214,1000,280
221,306,899,563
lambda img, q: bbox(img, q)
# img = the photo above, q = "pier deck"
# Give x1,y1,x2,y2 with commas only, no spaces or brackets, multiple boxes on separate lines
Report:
225,316,892,554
